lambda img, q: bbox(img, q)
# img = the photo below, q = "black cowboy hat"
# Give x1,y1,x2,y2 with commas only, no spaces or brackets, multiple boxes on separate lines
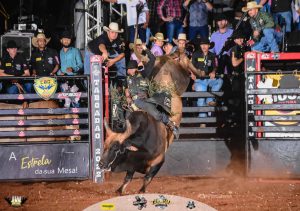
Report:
231,31,245,40
146,92,171,114
60,30,72,39
215,13,228,22
199,37,215,49
6,40,18,49
127,60,138,69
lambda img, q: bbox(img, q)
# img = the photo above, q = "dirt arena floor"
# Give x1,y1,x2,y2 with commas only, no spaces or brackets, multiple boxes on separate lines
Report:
0,171,300,211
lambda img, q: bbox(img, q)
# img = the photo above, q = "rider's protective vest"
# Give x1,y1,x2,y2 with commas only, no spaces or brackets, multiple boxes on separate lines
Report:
127,73,149,100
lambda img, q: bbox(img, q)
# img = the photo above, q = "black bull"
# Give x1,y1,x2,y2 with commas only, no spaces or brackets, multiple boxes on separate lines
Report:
99,55,194,194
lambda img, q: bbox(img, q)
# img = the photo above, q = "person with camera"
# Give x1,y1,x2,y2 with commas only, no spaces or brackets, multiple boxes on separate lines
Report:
183,0,213,40
243,1,279,52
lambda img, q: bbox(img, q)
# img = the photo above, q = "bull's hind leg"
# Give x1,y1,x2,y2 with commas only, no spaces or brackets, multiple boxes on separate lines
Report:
139,161,164,193
116,171,134,195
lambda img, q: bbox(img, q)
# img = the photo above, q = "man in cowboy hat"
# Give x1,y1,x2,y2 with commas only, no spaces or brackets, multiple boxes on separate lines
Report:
130,38,143,63
58,30,83,76
0,40,32,94
31,33,60,76
104,0,149,43
84,22,126,85
150,32,167,57
243,1,279,52
192,37,222,127
58,30,83,108
173,33,189,55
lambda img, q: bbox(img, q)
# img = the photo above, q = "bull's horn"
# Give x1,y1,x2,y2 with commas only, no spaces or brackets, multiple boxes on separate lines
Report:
104,118,112,136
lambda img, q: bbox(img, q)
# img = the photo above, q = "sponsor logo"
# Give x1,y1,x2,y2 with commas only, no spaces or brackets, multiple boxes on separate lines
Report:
133,195,147,210
186,201,196,209
100,203,115,210
34,77,57,100
5,196,27,207
152,195,170,209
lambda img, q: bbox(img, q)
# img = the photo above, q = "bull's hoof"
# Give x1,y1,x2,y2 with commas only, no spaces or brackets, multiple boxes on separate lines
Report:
138,187,146,193
115,188,124,195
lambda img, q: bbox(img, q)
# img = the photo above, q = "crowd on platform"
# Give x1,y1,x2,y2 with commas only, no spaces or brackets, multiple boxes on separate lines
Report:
0,0,300,127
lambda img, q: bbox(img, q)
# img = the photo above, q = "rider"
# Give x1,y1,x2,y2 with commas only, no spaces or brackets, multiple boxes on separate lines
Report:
124,44,179,139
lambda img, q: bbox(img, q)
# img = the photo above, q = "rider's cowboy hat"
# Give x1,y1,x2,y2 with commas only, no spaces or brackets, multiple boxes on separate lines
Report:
32,33,51,47
150,32,168,42
173,33,189,45
60,30,72,39
242,1,263,12
103,22,124,33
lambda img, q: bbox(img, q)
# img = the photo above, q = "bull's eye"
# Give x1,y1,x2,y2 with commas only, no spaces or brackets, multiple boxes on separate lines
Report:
111,142,120,150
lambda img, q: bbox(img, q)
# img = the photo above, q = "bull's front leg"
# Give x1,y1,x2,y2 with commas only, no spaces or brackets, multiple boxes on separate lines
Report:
139,161,164,193
116,171,135,195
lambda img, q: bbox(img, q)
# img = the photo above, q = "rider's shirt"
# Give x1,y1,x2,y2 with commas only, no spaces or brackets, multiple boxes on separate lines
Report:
0,53,28,76
192,51,217,77
31,47,59,76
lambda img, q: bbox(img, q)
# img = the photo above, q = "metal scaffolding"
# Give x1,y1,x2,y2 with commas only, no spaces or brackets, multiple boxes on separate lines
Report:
84,0,103,46
84,0,125,46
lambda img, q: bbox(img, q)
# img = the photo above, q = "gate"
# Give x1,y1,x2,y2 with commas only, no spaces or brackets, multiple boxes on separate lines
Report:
245,52,300,178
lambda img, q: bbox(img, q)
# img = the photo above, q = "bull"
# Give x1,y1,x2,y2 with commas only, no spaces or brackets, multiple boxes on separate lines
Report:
99,51,200,194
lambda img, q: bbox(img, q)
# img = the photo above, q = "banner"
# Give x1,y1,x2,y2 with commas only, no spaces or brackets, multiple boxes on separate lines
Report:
0,143,90,180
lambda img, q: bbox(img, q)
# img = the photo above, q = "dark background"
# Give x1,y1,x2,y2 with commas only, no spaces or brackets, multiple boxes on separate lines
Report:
0,0,77,49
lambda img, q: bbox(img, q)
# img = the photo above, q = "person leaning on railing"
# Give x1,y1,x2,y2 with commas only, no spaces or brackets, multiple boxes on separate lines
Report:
0,40,33,94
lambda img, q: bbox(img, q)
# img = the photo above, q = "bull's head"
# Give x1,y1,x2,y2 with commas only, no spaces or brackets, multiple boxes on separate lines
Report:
99,120,133,171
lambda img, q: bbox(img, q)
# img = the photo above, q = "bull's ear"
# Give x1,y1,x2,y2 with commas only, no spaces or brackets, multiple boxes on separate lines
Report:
104,118,113,136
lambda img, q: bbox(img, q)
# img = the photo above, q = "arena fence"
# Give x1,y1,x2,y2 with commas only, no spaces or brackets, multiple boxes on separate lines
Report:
245,52,300,178
0,60,105,182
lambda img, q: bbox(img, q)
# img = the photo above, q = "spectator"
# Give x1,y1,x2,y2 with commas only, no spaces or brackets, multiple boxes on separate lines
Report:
104,0,149,43
150,32,167,57
57,30,83,76
157,0,184,44
243,1,279,52
130,38,143,63
210,14,233,75
148,0,162,36
0,40,32,94
31,33,60,76
84,22,126,84
192,37,222,126
292,0,300,30
163,42,174,55
58,30,83,108
260,0,292,33
173,33,188,54
183,0,213,40
229,31,249,125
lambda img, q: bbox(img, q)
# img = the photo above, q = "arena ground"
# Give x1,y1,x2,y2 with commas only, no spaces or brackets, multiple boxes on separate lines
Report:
0,171,300,211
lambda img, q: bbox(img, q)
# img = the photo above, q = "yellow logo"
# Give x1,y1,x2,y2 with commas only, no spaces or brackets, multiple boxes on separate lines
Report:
34,77,57,100
5,63,12,66
100,203,115,210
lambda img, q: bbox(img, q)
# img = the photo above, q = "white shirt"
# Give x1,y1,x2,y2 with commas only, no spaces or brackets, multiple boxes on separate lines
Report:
117,0,149,26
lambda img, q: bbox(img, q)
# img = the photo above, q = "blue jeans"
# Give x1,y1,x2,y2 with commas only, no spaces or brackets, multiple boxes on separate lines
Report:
166,19,184,43
0,82,2,93
84,48,126,77
6,83,33,94
194,78,223,117
128,24,147,43
188,25,209,40
273,11,292,33
252,28,279,52
296,18,300,31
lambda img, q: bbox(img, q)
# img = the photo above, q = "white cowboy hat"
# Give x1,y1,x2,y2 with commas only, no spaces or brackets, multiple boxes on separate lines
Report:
242,1,263,12
150,32,168,42
173,33,189,45
129,38,143,50
32,33,51,47
103,22,124,33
